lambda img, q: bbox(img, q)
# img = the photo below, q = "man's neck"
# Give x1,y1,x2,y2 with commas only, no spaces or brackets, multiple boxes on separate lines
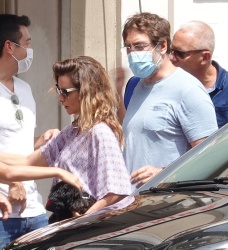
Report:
0,73,14,92
0,60,15,92
196,64,217,89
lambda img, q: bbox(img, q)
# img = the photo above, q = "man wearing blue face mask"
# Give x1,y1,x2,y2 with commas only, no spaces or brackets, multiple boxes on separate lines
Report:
121,12,218,191
0,14,59,248
128,43,161,78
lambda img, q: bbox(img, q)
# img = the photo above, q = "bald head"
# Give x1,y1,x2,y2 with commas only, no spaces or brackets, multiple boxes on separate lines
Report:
177,20,215,53
170,20,216,86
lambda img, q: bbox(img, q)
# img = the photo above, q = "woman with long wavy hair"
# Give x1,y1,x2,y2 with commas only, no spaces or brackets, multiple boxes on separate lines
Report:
0,56,132,217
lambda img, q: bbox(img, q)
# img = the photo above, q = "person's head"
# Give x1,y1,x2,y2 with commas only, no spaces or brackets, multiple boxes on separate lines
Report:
0,14,33,73
53,56,123,144
122,12,171,78
46,181,96,223
170,20,215,76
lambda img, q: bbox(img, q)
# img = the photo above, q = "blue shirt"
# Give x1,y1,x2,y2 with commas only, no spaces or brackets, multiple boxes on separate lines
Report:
210,61,228,128
124,61,228,129
123,68,217,179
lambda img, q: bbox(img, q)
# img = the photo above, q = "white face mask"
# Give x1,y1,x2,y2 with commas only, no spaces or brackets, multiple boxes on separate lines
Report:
12,42,33,74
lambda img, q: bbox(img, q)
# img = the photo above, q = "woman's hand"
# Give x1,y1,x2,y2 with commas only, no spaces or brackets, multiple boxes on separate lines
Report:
57,168,82,192
130,165,163,188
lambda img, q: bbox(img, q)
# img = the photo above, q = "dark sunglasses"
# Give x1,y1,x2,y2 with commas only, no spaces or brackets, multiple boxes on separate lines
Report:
11,94,23,123
55,84,79,98
170,48,207,59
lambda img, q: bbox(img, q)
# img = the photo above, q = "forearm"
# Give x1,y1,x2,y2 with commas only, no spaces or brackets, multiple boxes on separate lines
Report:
85,193,126,215
0,148,47,167
0,177,18,185
0,152,29,166
0,165,53,182
0,164,82,191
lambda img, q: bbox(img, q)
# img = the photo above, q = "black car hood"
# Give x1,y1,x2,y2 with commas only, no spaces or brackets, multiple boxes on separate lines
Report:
5,190,228,249
152,220,228,250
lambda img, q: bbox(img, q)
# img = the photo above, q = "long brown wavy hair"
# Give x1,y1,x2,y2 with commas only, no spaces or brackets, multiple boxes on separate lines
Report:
53,56,123,145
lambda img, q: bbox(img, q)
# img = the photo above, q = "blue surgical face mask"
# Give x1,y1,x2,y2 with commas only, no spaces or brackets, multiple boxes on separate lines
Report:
128,46,160,78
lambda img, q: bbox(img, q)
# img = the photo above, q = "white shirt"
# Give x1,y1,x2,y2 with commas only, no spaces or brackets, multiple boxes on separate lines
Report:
0,76,46,218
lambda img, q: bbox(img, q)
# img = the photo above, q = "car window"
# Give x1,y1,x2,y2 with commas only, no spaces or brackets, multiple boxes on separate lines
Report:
135,124,228,194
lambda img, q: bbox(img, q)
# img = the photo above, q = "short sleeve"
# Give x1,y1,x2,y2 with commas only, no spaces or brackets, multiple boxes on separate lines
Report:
178,85,218,142
40,126,70,166
87,124,132,200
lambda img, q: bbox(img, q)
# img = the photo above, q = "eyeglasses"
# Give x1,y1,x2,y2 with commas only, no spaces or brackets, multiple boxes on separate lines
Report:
11,94,23,124
170,48,207,59
12,41,27,50
55,84,79,98
122,43,152,53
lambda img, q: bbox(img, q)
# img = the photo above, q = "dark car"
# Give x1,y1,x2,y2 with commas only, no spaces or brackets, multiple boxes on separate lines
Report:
4,124,228,250
151,219,228,250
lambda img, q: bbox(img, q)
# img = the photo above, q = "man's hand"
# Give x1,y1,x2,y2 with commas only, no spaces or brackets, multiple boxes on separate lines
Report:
130,165,163,188
34,128,60,149
8,182,26,214
0,193,12,220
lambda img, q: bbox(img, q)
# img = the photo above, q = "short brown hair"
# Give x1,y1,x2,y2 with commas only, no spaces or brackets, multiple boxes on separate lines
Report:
122,12,171,54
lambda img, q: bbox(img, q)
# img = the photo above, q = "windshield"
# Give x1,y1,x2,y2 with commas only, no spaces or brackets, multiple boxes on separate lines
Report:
134,124,228,194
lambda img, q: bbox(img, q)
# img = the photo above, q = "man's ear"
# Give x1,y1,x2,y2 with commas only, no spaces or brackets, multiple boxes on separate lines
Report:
158,39,168,55
201,50,212,65
4,40,14,54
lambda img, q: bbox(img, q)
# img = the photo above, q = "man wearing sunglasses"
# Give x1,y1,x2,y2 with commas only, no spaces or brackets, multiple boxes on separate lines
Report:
0,14,59,248
170,20,228,128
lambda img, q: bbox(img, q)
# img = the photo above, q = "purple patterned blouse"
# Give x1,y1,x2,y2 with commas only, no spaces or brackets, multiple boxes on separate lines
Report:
40,122,132,200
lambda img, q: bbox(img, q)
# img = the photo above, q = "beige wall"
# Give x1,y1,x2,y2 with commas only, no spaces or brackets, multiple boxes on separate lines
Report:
70,0,121,71
0,0,122,209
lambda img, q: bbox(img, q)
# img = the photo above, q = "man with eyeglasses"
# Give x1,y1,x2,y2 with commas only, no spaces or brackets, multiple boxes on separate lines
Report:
170,20,228,128
120,12,218,191
0,14,59,248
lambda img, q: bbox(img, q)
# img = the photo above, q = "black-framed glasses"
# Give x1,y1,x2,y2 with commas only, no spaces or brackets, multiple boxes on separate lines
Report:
170,48,207,59
122,43,152,53
11,94,23,124
55,84,79,98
